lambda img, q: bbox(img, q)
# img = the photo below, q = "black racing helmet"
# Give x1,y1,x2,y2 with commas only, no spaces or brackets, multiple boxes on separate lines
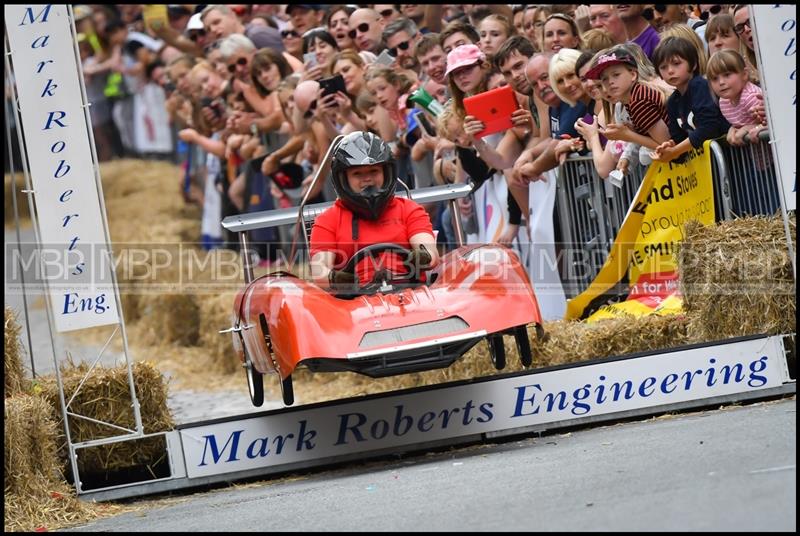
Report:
330,131,397,220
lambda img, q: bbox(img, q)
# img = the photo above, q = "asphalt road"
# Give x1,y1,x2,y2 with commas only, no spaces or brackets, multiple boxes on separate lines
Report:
64,397,796,532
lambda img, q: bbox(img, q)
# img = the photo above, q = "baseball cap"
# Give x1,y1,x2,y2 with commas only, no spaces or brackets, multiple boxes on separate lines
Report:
186,13,204,32
444,44,486,77
584,48,638,80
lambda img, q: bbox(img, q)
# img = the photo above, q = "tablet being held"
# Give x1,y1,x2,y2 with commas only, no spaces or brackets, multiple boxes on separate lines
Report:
463,85,519,139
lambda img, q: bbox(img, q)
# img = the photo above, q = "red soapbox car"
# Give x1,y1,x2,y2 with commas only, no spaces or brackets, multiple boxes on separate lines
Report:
221,138,543,406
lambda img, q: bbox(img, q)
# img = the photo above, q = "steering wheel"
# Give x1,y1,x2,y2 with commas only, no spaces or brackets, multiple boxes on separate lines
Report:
338,242,422,292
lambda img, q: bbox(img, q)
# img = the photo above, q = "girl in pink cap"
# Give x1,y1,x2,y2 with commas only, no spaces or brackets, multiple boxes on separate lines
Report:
445,44,492,118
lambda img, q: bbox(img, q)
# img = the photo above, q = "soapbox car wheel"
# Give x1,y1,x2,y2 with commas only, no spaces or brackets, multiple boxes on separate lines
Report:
337,243,423,292
487,334,506,370
243,347,264,407
280,374,294,406
514,325,533,368
257,313,294,406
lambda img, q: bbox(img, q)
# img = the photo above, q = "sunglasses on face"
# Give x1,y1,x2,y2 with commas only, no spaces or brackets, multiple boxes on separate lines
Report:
379,9,395,19
389,39,413,56
188,29,206,42
227,57,247,73
281,29,300,39
700,5,723,21
734,19,751,35
653,4,668,13
303,99,317,119
348,22,370,40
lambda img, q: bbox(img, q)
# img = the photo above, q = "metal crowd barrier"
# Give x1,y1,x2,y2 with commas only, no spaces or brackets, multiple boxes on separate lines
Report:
710,130,782,219
554,155,647,298
553,132,783,298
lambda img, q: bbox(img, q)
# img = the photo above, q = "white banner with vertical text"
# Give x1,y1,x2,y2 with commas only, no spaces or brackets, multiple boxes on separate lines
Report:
6,4,119,331
751,4,796,210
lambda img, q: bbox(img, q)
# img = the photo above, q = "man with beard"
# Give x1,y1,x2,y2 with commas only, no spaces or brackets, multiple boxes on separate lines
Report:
383,17,422,74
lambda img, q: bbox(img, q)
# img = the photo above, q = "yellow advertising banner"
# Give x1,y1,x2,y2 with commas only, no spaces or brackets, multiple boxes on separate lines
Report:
565,141,716,322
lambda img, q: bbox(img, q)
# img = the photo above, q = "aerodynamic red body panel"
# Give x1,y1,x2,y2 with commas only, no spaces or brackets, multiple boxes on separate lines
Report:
232,245,542,379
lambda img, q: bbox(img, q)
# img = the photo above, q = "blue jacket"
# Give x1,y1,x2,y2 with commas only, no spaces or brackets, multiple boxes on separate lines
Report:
666,74,731,149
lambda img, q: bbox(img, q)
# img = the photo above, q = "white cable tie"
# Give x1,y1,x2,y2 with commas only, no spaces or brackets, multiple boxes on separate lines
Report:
767,139,779,145
82,102,92,108
21,189,36,194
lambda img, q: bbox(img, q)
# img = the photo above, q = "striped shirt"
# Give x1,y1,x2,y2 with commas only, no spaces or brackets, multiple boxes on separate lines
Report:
719,82,764,128
625,82,668,135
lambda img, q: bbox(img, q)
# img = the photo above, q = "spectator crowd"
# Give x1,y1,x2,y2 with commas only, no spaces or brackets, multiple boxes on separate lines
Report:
72,4,774,268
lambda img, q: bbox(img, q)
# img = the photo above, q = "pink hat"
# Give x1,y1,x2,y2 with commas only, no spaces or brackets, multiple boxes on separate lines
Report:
445,44,486,77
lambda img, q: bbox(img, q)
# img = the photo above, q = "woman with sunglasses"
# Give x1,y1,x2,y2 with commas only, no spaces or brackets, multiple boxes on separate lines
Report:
280,21,304,63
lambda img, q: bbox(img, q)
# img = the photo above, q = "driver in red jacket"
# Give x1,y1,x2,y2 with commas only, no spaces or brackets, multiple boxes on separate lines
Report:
310,131,439,290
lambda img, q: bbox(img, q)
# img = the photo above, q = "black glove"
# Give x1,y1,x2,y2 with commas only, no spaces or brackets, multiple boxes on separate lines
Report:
328,268,356,287
408,245,433,272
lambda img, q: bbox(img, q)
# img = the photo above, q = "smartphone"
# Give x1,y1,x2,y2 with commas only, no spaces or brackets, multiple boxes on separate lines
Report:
417,114,435,137
319,74,347,97
375,49,395,66
142,4,168,32
303,52,317,68
200,97,223,118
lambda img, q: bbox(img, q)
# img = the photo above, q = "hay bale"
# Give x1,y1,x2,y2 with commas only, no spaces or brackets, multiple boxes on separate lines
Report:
138,293,201,347
198,292,241,375
36,361,174,473
531,315,691,367
679,216,796,342
135,247,244,347
4,394,62,493
4,394,105,532
5,307,27,396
